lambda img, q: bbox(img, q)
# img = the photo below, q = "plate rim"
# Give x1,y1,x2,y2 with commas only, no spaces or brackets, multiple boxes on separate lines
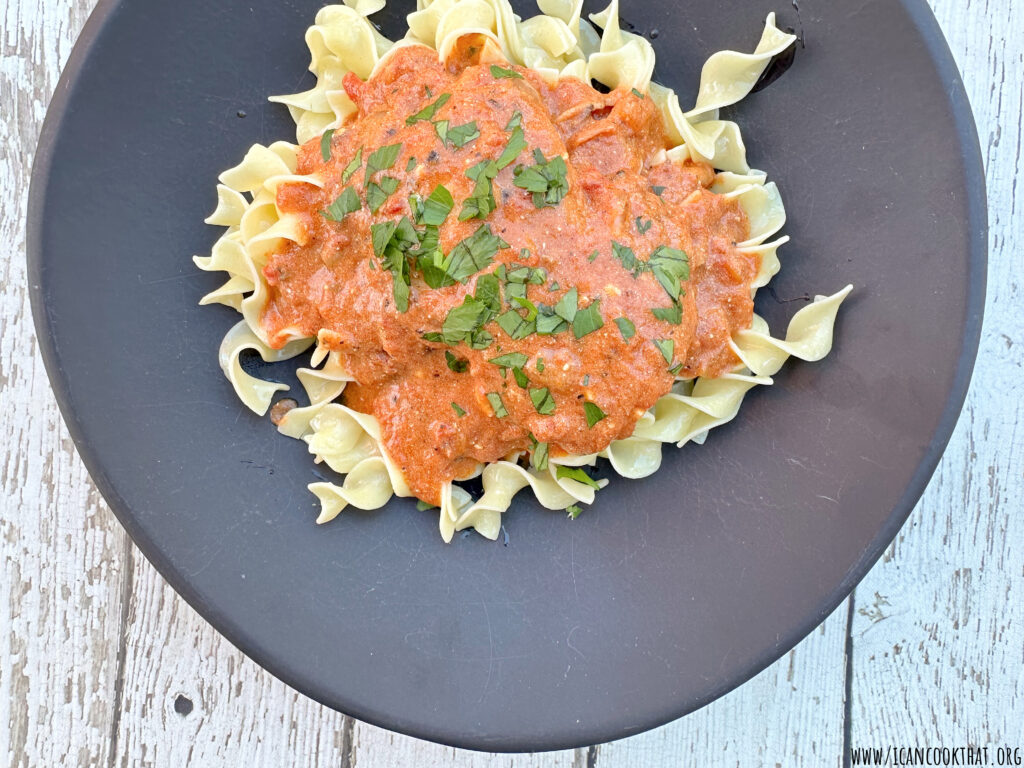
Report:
26,0,987,752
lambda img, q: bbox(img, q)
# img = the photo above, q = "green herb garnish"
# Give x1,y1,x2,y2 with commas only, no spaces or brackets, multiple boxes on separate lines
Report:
529,387,555,415
342,147,363,183
320,128,335,162
636,217,652,235
451,402,466,417
653,338,675,364
416,500,436,511
566,504,583,519
512,367,530,388
406,93,451,125
497,309,535,340
651,301,682,325
489,351,529,369
486,392,508,417
513,149,569,208
322,187,361,221
555,465,600,489
554,287,578,322
614,316,636,340
366,175,400,213
631,87,645,99
531,440,549,471
572,299,604,339
490,64,523,79
460,159,498,220
445,350,469,373
364,143,402,184
584,401,606,428
651,185,666,197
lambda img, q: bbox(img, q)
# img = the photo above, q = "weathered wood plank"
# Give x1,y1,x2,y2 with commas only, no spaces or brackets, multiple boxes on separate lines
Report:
595,601,850,767
0,1,125,767
847,0,1023,750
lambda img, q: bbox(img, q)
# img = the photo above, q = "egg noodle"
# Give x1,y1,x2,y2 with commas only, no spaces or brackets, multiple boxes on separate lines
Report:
195,0,851,541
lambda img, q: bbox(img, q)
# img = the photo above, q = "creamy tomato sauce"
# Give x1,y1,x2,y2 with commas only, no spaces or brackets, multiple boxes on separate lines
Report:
262,42,757,504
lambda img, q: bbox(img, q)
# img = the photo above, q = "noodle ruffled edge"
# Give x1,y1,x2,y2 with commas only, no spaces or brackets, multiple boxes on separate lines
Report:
195,0,852,542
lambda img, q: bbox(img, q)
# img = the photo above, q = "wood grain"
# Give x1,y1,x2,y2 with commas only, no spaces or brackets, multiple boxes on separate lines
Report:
1,0,1019,765
847,0,1024,752
1,2,126,767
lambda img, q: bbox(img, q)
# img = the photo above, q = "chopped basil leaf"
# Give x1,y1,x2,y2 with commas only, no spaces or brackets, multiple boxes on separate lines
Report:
433,120,449,144
422,332,443,342
668,362,684,375
511,296,538,322
489,351,529,369
631,87,645,99
366,175,400,212
651,185,666,197
529,387,555,415
528,269,546,285
566,504,582,519
364,143,402,185
582,374,590,386
587,250,599,262
441,296,490,342
548,281,560,292
554,287,578,322
512,367,530,388
342,147,363,183
406,92,451,125
474,272,502,314
497,309,535,340
443,121,480,149
320,128,335,162
505,111,523,130
406,156,417,172
451,401,466,417
536,357,545,372
584,401,606,428
424,85,433,97
496,125,527,169
614,316,636,341
504,281,527,302
556,465,600,489
468,328,494,349
636,217,653,235
446,224,508,283
416,499,436,511
649,245,690,301
653,338,675,364
611,240,644,277
572,299,604,338
531,440,549,471
445,350,469,373
322,186,361,221
536,311,567,335
486,392,508,417
490,64,523,79
460,159,498,220
513,149,569,208
651,301,682,324
421,184,454,226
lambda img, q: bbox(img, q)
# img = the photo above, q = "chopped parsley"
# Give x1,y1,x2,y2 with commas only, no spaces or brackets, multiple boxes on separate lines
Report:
614,316,636,341
653,338,675,365
531,439,549,471
342,147,363,183
445,350,468,372
490,64,523,79
512,367,530,388
406,92,450,125
320,128,335,162
486,392,508,417
366,175,399,213
651,301,682,325
321,186,360,221
364,143,402,185
556,465,600,489
572,299,604,339
436,120,480,149
451,401,466,417
489,351,529,369
460,159,498,220
513,148,569,208
584,401,606,428
529,387,555,415
566,504,583,519
497,309,535,340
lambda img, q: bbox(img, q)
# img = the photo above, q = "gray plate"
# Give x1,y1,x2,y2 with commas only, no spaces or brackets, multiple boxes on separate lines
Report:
28,0,985,752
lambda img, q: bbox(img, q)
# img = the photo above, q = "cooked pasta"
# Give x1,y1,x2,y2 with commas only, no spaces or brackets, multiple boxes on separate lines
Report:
195,0,850,541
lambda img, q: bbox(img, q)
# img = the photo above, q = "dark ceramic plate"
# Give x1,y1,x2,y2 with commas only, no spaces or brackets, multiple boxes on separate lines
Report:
29,0,985,752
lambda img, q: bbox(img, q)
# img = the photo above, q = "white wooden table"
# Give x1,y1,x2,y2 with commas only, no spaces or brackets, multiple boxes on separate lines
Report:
2,0,1020,764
